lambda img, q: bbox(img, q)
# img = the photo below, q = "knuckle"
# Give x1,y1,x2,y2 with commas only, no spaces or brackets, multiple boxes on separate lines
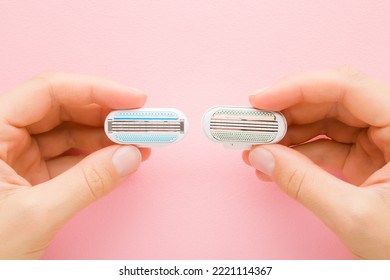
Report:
31,72,59,105
279,73,300,85
33,71,58,80
280,166,308,201
81,164,113,201
337,66,367,83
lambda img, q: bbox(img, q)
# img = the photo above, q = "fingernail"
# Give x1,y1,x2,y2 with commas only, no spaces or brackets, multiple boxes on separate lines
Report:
112,146,141,176
249,86,269,97
249,147,275,176
127,86,147,97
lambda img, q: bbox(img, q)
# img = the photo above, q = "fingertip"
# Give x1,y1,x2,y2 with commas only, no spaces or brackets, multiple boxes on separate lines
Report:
127,86,146,96
249,86,269,96
248,94,258,107
249,87,266,107
242,150,251,166
98,83,147,109
112,145,142,177
121,89,147,109
139,147,152,162
131,88,147,106
248,91,265,107
249,146,275,176
248,87,276,110
255,170,272,181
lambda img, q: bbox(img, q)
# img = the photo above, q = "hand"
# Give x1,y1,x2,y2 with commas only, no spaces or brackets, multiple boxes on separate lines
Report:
0,73,150,259
244,67,390,259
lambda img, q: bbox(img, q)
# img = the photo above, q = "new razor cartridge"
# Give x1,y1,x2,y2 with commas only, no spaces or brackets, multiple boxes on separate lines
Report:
202,106,287,149
104,108,188,147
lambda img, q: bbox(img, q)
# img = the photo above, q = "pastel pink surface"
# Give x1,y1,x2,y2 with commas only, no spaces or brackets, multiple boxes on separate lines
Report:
1,1,389,259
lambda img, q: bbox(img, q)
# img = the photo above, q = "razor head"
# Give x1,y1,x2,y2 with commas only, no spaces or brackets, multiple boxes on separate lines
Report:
203,106,287,149
104,108,188,147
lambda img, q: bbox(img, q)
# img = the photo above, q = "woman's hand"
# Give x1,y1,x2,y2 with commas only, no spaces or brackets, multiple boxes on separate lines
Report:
0,73,150,259
244,67,390,259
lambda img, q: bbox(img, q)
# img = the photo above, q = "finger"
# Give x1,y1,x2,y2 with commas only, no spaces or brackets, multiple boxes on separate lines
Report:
242,150,251,166
0,72,147,127
46,147,151,178
279,119,362,146
34,145,142,225
361,162,390,186
46,155,85,178
255,169,272,182
34,122,152,160
293,139,382,185
292,139,350,169
248,139,351,180
34,123,113,159
253,138,381,185
27,104,112,134
250,67,390,127
249,144,356,234
139,147,152,162
281,102,367,127
0,159,32,187
243,121,360,165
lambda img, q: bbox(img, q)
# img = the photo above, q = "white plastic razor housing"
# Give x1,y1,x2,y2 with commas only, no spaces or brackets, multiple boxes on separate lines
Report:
104,108,188,147
202,106,287,150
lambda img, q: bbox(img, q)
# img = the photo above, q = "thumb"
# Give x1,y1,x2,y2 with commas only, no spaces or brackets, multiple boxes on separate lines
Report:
35,145,141,225
249,144,355,231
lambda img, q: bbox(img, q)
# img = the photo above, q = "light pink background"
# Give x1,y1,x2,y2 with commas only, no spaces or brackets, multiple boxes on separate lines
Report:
1,1,390,259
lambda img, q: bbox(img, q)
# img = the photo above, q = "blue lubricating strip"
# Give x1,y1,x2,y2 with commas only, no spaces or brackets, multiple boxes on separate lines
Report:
113,111,179,120
113,117,177,120
114,133,178,143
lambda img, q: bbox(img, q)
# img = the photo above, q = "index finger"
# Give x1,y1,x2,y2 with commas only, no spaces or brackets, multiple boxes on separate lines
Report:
0,72,147,127
249,67,390,127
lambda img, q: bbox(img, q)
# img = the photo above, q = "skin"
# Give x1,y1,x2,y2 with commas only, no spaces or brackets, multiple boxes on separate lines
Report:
0,73,150,259
244,67,390,259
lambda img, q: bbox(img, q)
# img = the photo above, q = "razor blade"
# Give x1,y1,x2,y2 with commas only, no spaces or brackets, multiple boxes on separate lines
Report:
104,108,188,147
202,106,287,149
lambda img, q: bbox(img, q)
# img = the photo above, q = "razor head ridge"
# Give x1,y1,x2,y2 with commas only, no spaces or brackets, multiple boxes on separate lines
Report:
104,108,188,147
202,106,287,150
